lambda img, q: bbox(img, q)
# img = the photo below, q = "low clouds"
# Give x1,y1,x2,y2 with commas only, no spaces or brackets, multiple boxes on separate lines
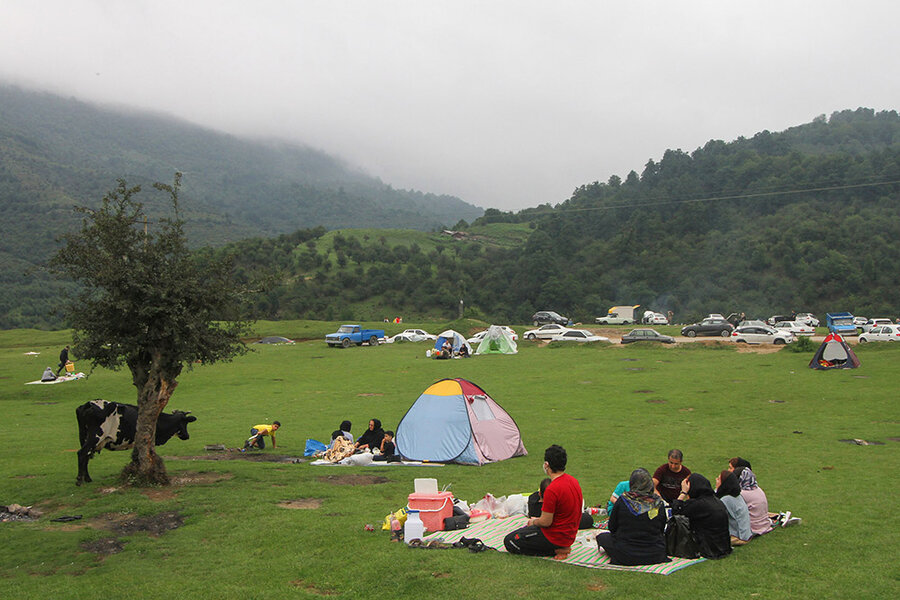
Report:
2,1,897,210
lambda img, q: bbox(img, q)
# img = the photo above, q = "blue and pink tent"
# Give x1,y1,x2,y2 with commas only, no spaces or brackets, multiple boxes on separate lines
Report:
395,378,527,465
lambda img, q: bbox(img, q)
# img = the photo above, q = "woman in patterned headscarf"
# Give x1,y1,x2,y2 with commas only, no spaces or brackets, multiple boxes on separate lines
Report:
733,467,773,536
595,468,669,566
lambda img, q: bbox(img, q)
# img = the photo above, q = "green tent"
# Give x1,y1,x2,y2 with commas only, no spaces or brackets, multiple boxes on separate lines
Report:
474,325,518,355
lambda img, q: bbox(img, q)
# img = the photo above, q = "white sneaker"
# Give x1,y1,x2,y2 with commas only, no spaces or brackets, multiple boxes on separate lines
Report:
783,516,802,527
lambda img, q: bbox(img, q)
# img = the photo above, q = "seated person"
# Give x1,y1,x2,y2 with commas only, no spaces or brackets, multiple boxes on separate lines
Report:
373,431,400,462
728,456,752,472
716,469,752,544
41,366,58,382
504,445,583,557
734,467,773,536
671,473,732,559
330,420,353,445
457,344,469,358
607,479,630,515
355,418,384,451
595,468,669,566
653,449,692,503
529,477,592,529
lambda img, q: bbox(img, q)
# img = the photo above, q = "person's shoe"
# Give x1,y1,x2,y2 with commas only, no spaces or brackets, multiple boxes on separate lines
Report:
783,516,802,527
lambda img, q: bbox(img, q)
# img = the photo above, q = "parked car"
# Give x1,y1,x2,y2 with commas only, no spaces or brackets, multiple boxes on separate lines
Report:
795,313,820,327
387,329,436,343
852,316,868,327
766,315,793,326
467,326,518,344
858,324,900,343
738,319,769,328
523,324,570,340
827,312,858,335
325,325,385,348
596,305,640,325
641,312,669,325
531,310,569,326
731,325,793,345
621,329,675,344
773,321,815,336
550,329,609,343
860,318,893,333
681,318,734,338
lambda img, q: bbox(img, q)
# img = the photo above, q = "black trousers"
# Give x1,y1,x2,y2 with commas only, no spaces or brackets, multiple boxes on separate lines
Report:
503,525,558,556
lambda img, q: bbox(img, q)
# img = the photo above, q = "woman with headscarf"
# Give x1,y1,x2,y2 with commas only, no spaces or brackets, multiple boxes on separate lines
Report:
733,467,773,536
716,470,752,544
355,418,384,451
671,473,732,559
331,420,353,443
595,468,670,566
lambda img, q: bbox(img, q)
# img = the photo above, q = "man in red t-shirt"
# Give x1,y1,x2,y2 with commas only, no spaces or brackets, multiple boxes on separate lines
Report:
504,445,583,556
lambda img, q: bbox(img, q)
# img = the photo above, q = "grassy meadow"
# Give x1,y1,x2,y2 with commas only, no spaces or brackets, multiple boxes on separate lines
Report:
0,321,897,599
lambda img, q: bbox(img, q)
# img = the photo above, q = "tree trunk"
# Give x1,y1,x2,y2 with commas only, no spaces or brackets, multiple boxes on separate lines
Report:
121,356,179,486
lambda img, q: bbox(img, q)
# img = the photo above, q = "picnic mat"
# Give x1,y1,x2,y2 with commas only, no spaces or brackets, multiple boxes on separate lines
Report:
25,373,86,385
421,514,705,575
310,459,444,467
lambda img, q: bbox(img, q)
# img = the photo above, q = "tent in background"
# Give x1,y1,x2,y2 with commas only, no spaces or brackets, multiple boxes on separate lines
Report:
809,333,860,369
433,330,473,356
474,325,517,355
396,378,527,465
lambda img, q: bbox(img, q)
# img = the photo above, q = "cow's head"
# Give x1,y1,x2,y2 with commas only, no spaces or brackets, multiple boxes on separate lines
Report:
172,411,197,440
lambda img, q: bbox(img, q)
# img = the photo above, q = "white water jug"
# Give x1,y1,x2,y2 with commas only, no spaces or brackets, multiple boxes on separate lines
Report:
404,509,424,544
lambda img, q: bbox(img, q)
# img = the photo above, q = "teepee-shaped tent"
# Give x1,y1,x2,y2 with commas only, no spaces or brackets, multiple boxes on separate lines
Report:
395,378,527,465
474,325,518,355
809,333,861,369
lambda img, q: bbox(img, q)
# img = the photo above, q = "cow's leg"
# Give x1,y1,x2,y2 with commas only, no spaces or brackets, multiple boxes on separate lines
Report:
76,445,93,485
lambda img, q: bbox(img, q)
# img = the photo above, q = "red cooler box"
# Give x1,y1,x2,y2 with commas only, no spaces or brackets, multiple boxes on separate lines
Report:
408,491,453,532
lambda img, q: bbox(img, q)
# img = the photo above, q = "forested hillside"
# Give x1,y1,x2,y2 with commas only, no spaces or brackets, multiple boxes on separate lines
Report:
0,84,482,327
208,109,900,325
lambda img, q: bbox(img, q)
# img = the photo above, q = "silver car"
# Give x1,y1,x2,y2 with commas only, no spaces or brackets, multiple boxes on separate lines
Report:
731,325,793,345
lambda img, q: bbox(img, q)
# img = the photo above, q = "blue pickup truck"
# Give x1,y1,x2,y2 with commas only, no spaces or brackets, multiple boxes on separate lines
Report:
325,325,385,348
826,312,857,336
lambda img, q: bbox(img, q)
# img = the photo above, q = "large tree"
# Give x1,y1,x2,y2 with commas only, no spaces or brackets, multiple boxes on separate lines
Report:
50,174,251,486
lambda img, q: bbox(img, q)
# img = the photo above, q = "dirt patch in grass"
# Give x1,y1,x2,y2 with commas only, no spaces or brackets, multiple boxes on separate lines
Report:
586,579,607,591
838,438,885,446
734,344,785,354
170,471,234,485
432,572,451,578
633,389,655,393
357,393,383,397
317,474,390,486
142,488,177,501
92,510,184,537
278,498,323,509
646,399,667,404
289,580,336,595
166,452,304,463
80,537,124,555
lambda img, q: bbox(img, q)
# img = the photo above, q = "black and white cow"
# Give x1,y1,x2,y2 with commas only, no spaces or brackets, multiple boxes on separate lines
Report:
75,399,197,485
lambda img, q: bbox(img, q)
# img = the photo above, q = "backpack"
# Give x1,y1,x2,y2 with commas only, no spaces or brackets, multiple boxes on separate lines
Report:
665,515,700,559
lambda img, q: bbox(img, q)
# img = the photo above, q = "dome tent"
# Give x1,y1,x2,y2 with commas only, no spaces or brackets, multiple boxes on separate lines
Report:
396,378,527,465
432,330,473,357
809,333,861,369
474,325,517,355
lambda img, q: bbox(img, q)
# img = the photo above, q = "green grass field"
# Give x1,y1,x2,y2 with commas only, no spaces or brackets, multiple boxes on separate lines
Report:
1,323,897,599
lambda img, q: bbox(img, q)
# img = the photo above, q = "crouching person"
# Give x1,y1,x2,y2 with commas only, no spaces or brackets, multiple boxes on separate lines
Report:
504,445,582,559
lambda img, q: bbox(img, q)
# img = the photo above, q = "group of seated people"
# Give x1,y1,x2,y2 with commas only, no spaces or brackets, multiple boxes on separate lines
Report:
434,339,469,359
505,446,783,566
327,417,399,462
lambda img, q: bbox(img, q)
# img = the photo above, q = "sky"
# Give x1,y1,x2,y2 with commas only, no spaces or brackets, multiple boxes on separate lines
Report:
2,1,898,211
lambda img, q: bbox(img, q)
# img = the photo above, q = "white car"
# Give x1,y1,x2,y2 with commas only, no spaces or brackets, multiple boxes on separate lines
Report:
550,329,609,343
773,321,815,336
523,324,570,340
644,312,669,325
387,329,436,343
860,318,893,333
467,326,518,344
730,325,793,345
852,316,868,327
795,313,820,327
858,324,900,343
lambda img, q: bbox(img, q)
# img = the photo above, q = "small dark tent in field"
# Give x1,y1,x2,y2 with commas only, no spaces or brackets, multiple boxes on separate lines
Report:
395,378,527,465
255,336,295,344
809,333,860,369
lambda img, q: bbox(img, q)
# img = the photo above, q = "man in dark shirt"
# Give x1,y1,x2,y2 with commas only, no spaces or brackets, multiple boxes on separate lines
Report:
652,449,691,503
56,345,70,376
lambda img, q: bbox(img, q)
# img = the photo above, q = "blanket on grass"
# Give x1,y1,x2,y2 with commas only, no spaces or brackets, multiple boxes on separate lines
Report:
421,514,705,575
310,458,444,467
25,373,86,385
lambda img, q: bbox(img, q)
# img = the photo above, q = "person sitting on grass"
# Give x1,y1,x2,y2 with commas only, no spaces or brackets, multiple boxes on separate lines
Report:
41,366,58,382
244,421,280,450
716,469,752,545
606,479,630,515
373,430,400,462
671,473,732,559
331,420,353,444
504,444,583,558
653,449,692,503
528,477,593,529
595,468,669,566
733,466,773,536
354,418,384,452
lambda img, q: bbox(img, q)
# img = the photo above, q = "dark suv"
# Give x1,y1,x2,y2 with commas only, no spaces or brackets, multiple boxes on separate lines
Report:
531,311,569,326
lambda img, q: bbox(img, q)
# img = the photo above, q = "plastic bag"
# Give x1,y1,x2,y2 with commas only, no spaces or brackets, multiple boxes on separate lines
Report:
382,506,409,531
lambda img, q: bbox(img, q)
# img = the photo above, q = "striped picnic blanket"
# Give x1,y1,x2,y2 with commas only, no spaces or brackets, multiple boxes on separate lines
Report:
421,514,705,575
